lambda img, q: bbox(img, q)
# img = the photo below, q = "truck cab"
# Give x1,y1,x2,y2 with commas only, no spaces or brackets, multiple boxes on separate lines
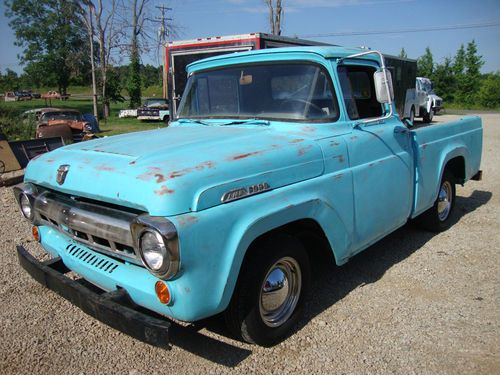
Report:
15,46,482,347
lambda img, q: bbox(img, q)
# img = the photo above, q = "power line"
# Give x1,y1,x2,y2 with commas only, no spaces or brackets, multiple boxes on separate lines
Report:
299,20,500,38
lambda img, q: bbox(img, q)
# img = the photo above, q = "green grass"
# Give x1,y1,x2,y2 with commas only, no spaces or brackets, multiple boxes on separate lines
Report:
29,85,163,98
0,97,167,139
444,102,500,112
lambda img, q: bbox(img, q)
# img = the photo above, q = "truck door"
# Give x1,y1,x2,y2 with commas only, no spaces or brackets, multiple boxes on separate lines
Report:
337,64,414,251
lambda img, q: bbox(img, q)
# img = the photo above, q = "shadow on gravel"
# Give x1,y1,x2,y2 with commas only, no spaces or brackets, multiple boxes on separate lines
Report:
168,320,253,367
166,189,491,367
301,189,492,329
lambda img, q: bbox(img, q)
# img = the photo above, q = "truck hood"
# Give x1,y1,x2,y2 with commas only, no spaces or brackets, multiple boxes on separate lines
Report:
25,124,324,216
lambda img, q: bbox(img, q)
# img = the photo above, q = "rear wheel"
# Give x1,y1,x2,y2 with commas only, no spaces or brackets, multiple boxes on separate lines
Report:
417,170,456,232
224,235,310,346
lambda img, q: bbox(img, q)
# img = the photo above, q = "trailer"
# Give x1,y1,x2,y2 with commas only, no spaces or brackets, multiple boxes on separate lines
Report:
164,33,331,117
384,56,417,120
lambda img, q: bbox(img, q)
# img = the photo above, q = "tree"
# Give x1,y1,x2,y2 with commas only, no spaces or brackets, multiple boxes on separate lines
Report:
432,57,455,102
5,0,90,94
453,44,466,76
478,73,500,108
398,48,408,59
126,0,151,108
462,40,484,104
417,47,434,78
265,0,283,35
452,44,467,103
0,69,20,91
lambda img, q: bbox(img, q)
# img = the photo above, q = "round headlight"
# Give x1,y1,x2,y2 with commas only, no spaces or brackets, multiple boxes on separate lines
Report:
20,193,33,220
140,230,169,272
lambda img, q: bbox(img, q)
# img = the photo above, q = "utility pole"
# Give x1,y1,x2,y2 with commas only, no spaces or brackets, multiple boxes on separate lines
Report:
155,4,172,99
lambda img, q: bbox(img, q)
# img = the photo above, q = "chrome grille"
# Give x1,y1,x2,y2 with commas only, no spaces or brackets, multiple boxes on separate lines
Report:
33,190,141,265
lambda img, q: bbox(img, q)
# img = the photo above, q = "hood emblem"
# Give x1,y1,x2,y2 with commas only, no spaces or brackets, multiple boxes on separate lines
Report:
56,164,70,185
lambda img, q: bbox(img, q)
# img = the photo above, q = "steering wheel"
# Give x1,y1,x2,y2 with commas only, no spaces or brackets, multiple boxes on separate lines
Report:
279,99,324,117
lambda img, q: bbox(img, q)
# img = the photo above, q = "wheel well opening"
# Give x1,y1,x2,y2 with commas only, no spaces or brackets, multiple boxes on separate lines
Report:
446,156,465,184
246,219,336,268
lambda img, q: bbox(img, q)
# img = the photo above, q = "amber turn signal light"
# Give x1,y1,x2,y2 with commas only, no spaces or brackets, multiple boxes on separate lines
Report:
32,226,40,242
155,281,171,304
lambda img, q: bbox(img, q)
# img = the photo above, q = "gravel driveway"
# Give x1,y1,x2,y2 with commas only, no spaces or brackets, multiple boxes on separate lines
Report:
1,114,498,374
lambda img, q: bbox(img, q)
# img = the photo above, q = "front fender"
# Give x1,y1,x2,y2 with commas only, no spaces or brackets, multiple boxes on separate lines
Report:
220,196,350,309
426,98,433,113
166,174,353,320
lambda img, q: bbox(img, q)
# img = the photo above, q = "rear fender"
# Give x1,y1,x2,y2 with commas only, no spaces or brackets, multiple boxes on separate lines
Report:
435,146,468,198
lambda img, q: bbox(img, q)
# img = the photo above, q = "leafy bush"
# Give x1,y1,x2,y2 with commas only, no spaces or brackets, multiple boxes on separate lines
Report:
478,73,500,109
0,107,36,141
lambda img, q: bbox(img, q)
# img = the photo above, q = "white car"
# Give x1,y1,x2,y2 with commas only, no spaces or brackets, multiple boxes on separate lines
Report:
402,77,443,124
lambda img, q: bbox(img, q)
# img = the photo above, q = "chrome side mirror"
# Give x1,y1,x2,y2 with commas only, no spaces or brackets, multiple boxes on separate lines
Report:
374,68,394,104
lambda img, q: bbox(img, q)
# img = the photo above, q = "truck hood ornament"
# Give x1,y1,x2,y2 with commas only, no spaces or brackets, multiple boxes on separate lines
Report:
56,164,70,185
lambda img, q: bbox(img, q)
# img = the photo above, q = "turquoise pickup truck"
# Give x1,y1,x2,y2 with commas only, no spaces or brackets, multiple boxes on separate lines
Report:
14,46,482,347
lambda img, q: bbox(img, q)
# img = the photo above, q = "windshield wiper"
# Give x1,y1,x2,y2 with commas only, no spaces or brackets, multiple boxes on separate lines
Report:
218,119,270,126
177,118,270,126
176,118,211,126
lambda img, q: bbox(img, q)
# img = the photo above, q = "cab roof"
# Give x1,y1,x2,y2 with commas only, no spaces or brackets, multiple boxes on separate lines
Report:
187,46,380,72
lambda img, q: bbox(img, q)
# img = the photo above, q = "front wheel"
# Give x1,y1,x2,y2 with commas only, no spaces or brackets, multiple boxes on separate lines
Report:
224,235,310,346
423,107,434,123
417,170,456,232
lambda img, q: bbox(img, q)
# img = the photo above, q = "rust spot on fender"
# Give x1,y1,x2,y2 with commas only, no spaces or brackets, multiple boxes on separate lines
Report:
95,164,115,171
333,173,344,180
177,215,198,228
333,154,345,163
155,185,175,195
301,126,316,133
137,167,164,182
290,138,305,143
229,151,263,161
154,174,166,183
330,140,340,147
422,144,428,149
169,161,215,178
298,145,313,156
46,158,55,163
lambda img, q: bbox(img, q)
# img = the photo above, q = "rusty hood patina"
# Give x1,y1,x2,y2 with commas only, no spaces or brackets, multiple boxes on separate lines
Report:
24,123,325,216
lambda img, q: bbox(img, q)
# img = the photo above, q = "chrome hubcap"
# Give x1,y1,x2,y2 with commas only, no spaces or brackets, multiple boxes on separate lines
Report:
260,257,301,327
437,181,452,221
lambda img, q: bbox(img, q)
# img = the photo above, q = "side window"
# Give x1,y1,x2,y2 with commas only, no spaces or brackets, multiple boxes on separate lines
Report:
337,65,383,120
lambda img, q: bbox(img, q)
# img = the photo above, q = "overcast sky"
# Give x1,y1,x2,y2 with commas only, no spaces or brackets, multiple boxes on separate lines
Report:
1,0,499,74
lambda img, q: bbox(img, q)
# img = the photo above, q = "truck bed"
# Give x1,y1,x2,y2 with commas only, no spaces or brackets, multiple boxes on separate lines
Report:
411,115,483,217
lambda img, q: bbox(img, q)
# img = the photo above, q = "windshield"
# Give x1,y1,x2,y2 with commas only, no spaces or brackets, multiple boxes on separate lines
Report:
418,79,434,93
41,111,81,121
144,99,168,107
177,63,339,122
